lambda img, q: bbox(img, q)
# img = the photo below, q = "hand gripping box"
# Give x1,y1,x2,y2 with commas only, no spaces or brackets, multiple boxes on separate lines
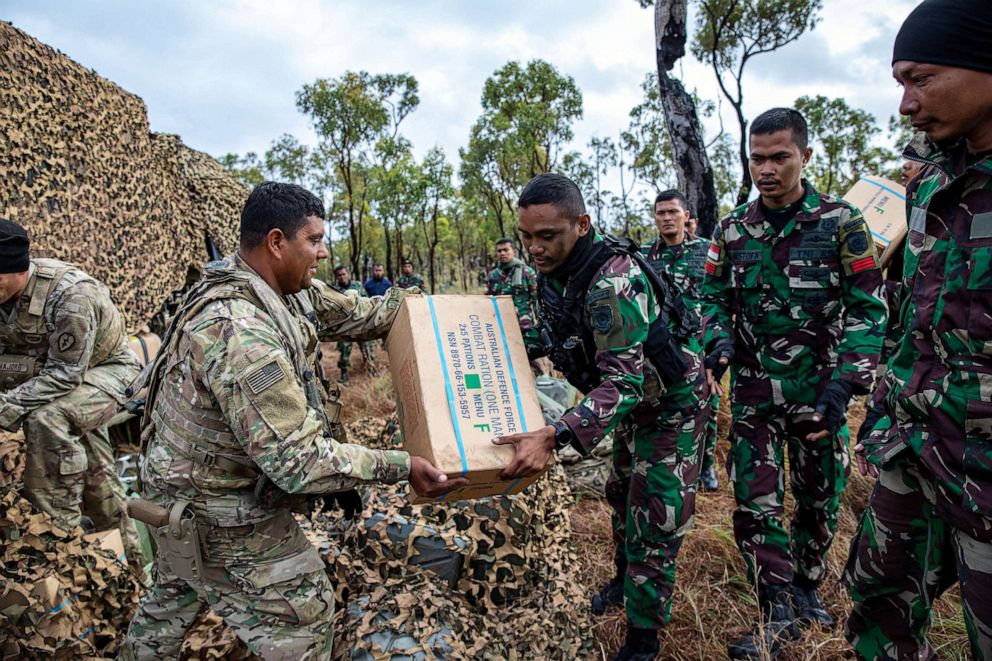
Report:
386,295,548,503
842,176,908,268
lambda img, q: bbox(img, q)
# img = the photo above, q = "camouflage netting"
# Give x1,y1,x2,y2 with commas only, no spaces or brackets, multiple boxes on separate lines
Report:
0,21,245,332
0,432,143,659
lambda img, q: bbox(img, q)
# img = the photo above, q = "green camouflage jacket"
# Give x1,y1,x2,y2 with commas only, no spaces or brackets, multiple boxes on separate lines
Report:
701,181,887,406
331,280,367,297
642,235,710,316
0,259,137,430
396,273,425,290
487,258,539,344
541,237,702,453
140,253,411,525
865,133,992,520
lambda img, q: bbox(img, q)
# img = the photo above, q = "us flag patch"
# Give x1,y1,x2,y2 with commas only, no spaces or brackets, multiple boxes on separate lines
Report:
850,256,877,273
246,360,286,394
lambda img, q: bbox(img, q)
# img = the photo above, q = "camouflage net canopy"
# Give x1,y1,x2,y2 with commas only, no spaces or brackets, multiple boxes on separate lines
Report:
0,21,246,332
0,432,143,659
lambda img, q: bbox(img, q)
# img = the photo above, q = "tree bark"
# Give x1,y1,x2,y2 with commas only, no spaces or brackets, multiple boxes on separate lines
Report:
655,0,720,237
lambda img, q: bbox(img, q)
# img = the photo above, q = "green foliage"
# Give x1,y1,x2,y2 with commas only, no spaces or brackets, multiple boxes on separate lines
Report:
218,152,265,186
795,95,898,196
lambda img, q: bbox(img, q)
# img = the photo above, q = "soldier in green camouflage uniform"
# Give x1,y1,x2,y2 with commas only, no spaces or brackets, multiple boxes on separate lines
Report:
701,109,887,659
0,219,144,572
331,265,376,383
122,183,464,660
642,189,721,492
486,238,540,346
844,4,992,658
496,174,709,661
395,259,425,290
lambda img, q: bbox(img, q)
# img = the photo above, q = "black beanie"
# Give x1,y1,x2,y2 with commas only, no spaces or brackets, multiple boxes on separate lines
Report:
893,0,992,74
0,219,30,274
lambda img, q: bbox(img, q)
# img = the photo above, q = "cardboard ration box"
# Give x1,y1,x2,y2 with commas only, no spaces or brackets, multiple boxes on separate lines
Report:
842,176,908,268
83,528,127,566
386,295,549,503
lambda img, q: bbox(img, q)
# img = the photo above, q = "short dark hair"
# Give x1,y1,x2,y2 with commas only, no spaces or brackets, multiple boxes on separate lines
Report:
654,190,689,211
517,173,586,220
373,263,384,269
495,237,514,247
402,259,413,267
240,182,325,249
749,108,809,150
333,265,348,274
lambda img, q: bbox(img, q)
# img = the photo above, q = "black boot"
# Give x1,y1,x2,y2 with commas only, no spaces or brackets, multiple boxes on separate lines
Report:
789,579,833,628
611,624,659,661
591,575,625,615
339,368,349,384
727,585,799,660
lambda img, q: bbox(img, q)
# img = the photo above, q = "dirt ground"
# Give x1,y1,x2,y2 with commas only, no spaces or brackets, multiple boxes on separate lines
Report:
336,343,971,660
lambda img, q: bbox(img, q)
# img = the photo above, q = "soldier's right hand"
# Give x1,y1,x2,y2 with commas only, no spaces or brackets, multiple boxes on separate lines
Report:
408,456,469,498
704,338,734,396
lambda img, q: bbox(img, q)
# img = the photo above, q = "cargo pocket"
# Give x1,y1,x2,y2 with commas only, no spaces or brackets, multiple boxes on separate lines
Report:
966,247,992,345
226,549,331,627
963,394,992,517
59,445,87,475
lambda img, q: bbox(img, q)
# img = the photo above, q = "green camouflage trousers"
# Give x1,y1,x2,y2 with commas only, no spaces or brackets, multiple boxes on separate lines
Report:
702,391,720,473
728,400,850,589
844,455,992,660
604,394,709,629
336,340,374,371
123,511,335,660
21,378,144,572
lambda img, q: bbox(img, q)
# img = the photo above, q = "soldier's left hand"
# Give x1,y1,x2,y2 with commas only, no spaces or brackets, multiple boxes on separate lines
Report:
493,426,555,479
806,380,854,442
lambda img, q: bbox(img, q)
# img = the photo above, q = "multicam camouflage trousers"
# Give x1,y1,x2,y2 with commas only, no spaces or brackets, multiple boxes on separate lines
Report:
727,399,850,590
604,394,710,629
21,379,144,572
844,455,992,660
123,510,335,660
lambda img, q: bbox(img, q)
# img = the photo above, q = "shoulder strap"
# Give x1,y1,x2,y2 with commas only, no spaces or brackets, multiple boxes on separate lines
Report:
26,260,72,317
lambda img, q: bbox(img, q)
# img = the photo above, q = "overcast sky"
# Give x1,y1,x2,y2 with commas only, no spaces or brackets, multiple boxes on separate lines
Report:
4,0,919,185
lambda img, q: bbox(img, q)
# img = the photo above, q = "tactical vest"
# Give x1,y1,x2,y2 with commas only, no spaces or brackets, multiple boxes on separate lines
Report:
538,235,697,394
0,259,125,389
136,255,341,525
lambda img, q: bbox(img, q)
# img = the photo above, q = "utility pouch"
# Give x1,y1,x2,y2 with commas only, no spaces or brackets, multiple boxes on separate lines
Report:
0,355,38,389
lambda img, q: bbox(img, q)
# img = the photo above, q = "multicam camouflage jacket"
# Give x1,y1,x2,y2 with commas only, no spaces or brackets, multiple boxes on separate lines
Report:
396,273,425,290
864,133,992,520
701,181,887,406
642,235,710,316
139,253,411,526
0,258,137,430
487,258,539,344
539,237,702,454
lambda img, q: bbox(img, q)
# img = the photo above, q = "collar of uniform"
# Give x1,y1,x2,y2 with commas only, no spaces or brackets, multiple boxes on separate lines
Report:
903,131,992,177
499,257,523,272
743,179,821,225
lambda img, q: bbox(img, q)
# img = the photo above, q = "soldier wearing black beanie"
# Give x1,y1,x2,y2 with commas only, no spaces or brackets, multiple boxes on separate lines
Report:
892,0,992,74
0,218,30,275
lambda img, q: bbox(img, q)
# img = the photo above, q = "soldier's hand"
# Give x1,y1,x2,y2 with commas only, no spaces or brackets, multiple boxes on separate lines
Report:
704,338,734,397
853,442,879,478
807,380,854,442
705,358,729,398
493,426,555,480
408,456,468,498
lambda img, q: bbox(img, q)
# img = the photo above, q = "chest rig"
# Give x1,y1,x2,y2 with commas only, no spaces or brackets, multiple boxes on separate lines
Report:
538,235,697,394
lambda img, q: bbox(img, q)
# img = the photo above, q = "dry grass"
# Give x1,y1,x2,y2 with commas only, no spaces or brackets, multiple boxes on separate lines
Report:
333,354,971,660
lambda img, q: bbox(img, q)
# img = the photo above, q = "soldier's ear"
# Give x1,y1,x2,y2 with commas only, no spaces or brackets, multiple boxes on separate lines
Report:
575,213,591,236
801,147,813,167
265,228,287,258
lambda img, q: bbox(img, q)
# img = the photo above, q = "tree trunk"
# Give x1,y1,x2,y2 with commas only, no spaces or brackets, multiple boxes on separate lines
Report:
655,0,720,237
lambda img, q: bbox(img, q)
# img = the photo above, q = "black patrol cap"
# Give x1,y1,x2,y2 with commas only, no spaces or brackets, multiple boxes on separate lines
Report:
893,0,992,74
0,219,29,274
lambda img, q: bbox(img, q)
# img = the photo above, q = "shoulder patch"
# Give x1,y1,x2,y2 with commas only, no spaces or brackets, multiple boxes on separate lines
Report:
847,231,869,255
589,305,614,333
585,288,610,304
57,332,75,353
245,360,287,394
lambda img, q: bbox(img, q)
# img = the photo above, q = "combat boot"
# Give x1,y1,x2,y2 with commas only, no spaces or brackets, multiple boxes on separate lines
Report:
727,585,798,660
591,575,624,615
610,623,659,661
789,579,833,628
700,465,719,491
339,368,349,384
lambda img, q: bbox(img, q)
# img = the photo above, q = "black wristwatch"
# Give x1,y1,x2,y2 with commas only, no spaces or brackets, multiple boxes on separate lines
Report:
552,420,575,451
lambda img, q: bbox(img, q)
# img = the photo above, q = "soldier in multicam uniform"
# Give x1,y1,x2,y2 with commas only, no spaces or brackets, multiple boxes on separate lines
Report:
0,218,145,575
700,108,887,659
331,264,376,384
844,3,992,658
395,259,425,290
486,237,540,346
496,174,710,661
122,183,465,660
642,190,721,492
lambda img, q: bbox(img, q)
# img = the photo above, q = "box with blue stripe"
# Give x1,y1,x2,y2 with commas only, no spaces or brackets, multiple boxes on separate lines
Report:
385,294,549,503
